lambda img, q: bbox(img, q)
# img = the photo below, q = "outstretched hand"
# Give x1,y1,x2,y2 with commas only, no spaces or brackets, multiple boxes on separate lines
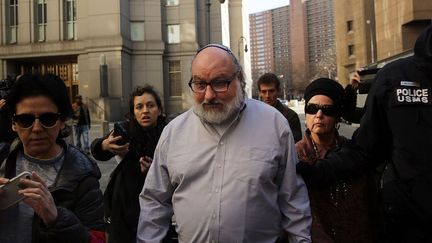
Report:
19,172,58,225
102,131,129,157
350,68,363,90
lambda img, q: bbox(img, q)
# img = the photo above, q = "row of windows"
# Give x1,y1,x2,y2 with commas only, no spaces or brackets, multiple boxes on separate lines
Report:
6,0,76,44
5,1,180,44
132,23,180,43
166,0,179,6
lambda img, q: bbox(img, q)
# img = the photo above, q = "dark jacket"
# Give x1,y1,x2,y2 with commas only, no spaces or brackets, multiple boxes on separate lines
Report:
296,130,375,243
91,120,165,243
74,103,91,127
274,100,302,142
297,26,432,223
0,140,104,243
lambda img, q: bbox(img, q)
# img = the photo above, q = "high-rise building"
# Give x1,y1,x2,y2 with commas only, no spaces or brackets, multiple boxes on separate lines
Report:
0,0,251,120
272,6,292,99
306,0,335,78
250,0,335,96
250,10,275,83
334,0,432,85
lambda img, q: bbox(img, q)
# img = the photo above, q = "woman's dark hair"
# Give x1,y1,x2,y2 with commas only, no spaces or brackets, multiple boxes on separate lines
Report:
126,85,164,122
6,74,73,121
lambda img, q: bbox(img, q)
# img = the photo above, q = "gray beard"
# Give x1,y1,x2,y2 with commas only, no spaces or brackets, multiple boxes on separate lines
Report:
193,85,244,124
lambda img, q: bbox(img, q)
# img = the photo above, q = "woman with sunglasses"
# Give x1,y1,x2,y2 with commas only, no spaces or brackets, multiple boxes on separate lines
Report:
91,85,168,243
0,74,105,242
295,78,377,243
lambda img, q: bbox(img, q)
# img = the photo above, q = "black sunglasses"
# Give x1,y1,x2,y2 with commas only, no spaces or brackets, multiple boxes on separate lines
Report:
13,113,61,129
305,103,338,117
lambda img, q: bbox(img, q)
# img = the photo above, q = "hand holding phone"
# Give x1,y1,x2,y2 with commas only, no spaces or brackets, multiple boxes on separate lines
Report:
18,172,58,225
0,171,31,210
113,122,129,145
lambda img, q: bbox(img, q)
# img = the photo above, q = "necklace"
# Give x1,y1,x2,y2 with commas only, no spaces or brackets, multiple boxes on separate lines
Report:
310,135,347,206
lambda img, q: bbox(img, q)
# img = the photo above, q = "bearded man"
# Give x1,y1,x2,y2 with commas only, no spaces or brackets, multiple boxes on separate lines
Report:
137,44,311,243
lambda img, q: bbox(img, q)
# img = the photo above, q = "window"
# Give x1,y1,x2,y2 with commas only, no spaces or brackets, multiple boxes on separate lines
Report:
166,0,179,6
130,22,145,41
65,0,76,40
8,0,18,44
37,0,47,42
169,61,182,96
347,20,353,32
167,24,180,44
348,44,355,56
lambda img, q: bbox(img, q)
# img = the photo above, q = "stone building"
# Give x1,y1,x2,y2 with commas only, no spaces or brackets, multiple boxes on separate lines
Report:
0,0,250,121
334,0,432,85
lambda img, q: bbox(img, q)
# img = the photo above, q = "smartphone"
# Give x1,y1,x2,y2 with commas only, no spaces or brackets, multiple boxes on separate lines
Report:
0,171,32,210
113,122,129,145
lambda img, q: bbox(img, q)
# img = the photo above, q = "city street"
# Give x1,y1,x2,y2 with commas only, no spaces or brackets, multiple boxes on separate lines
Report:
88,103,358,191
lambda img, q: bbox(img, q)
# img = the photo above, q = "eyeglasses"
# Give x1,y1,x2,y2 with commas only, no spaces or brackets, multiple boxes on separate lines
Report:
305,103,338,117
13,113,61,129
188,72,238,93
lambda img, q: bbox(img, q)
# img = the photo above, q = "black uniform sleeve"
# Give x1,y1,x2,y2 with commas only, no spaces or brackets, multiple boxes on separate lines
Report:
343,84,364,123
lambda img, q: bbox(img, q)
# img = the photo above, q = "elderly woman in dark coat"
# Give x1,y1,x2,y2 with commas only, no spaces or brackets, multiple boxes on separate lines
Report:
296,78,378,243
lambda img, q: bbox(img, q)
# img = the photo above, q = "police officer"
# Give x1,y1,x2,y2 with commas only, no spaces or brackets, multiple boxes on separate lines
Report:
297,25,432,243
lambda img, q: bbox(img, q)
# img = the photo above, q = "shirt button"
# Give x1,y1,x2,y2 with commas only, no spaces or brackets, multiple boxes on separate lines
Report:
215,188,219,193
212,214,216,219
220,142,224,145
218,163,222,168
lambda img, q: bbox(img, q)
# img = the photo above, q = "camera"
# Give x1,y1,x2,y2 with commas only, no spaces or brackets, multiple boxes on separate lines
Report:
358,68,380,94
0,76,15,100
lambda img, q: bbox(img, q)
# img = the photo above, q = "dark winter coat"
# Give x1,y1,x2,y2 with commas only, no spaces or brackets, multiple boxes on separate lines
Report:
91,119,165,243
274,99,302,142
296,130,375,243
0,140,104,243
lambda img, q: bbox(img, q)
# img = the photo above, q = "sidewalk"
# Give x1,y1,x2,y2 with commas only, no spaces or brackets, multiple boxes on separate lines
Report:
86,123,117,191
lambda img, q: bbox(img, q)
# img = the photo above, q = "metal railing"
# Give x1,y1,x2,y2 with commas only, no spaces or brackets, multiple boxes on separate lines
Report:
86,97,105,123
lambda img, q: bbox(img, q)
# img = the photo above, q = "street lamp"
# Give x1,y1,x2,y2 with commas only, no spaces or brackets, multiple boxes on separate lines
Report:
277,74,286,100
324,66,331,79
237,36,248,59
206,0,226,44
366,19,375,63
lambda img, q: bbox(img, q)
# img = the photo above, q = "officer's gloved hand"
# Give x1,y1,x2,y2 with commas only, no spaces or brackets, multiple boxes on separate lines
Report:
296,160,330,188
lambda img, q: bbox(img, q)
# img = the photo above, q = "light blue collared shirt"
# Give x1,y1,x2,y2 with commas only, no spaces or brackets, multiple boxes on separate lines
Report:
137,99,311,243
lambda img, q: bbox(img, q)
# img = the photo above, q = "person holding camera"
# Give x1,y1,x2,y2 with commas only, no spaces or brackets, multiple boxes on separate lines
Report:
0,74,105,243
297,25,432,243
0,77,18,143
91,85,167,243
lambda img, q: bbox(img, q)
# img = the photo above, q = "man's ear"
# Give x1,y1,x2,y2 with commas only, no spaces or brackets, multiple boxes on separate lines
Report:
11,122,17,132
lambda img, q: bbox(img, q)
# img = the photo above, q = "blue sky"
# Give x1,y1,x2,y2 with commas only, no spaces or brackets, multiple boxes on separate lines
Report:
247,0,290,14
